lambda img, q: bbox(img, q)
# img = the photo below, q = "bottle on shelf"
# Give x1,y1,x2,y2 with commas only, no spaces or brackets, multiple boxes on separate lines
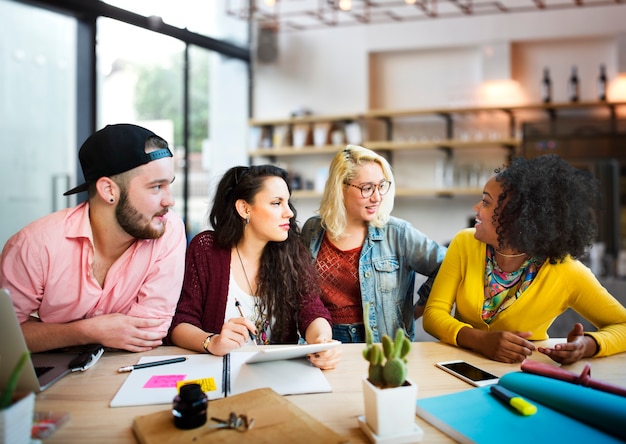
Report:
598,64,607,101
568,66,579,102
541,67,552,104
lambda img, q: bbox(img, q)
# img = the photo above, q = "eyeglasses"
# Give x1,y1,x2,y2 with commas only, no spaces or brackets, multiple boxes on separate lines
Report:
344,180,391,198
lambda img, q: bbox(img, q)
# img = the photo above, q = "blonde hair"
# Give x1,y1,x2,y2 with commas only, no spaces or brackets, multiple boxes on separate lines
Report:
318,145,395,240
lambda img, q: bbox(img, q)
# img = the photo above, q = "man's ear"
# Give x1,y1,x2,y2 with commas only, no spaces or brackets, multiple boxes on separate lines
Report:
95,177,118,203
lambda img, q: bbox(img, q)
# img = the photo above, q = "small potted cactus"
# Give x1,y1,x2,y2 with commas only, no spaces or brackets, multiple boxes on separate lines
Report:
363,324,411,389
360,303,419,439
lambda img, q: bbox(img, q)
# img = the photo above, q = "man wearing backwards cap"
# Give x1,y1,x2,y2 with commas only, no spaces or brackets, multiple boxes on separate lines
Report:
0,124,186,352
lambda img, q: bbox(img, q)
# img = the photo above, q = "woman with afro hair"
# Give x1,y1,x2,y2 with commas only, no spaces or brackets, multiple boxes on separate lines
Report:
423,154,626,364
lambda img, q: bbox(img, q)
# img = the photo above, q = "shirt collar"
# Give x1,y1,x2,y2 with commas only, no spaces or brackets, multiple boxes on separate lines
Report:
65,201,93,241
368,223,384,241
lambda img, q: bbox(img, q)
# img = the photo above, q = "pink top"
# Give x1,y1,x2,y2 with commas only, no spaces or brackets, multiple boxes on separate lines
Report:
0,202,186,337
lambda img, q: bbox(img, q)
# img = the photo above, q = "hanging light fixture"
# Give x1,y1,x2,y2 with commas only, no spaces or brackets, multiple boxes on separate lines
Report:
339,0,352,11
224,0,620,32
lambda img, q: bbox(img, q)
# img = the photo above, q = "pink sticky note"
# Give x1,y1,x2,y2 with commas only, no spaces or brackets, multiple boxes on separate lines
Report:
143,374,187,388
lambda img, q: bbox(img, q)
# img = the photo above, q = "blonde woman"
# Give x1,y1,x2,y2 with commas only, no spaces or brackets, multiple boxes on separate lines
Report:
301,145,447,343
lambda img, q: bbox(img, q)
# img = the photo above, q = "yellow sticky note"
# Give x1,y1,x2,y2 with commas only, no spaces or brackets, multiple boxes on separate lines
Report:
177,378,216,393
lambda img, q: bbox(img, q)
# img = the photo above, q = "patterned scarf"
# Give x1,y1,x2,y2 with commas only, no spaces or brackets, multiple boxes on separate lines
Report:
482,245,542,323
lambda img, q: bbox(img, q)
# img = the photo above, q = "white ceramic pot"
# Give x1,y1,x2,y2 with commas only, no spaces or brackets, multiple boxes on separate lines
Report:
362,376,418,437
0,391,35,444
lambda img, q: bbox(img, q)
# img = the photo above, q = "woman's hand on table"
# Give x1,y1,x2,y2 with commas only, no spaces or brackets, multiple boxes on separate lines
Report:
458,327,536,363
537,323,597,365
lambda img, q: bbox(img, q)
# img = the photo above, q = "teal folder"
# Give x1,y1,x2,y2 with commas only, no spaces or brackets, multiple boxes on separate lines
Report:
415,372,626,444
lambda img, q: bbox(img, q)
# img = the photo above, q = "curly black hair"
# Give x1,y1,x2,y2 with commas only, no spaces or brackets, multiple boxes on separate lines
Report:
493,154,600,264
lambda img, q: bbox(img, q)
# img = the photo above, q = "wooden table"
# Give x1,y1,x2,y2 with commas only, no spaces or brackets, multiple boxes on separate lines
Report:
35,341,626,443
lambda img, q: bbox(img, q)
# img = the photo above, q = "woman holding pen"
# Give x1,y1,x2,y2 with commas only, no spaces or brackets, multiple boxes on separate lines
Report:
168,165,341,369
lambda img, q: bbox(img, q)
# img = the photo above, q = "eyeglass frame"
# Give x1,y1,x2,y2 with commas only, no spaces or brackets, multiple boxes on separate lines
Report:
343,180,391,198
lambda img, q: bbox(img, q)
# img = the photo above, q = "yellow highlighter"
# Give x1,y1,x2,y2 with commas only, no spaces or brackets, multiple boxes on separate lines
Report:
490,384,538,416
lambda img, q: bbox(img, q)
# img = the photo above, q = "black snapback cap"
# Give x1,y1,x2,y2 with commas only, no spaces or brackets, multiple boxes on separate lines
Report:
64,123,172,196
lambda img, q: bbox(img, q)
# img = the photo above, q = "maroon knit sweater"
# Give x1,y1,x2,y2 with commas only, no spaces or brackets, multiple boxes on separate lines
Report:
167,231,331,344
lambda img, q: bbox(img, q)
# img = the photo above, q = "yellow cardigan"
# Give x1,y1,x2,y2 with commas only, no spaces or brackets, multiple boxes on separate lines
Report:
423,228,626,357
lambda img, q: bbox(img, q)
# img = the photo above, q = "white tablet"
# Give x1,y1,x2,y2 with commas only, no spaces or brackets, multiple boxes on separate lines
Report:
245,340,342,364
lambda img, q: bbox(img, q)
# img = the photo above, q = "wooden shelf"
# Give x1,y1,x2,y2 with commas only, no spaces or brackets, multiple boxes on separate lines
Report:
364,101,626,119
249,113,362,127
249,145,344,157
363,138,520,151
249,101,625,199
291,190,323,199
249,101,626,152
250,139,520,157
249,101,626,154
395,187,483,197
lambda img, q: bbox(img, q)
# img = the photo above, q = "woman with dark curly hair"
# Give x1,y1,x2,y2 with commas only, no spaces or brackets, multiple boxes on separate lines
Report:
168,165,341,369
423,154,626,365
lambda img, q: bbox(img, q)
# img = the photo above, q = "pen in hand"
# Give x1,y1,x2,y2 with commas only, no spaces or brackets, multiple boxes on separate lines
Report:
117,356,187,373
235,298,257,343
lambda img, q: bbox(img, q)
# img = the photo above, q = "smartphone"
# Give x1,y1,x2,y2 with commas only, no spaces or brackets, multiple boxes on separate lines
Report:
436,360,499,387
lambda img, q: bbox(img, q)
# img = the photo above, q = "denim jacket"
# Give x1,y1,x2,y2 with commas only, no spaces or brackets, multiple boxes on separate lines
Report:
301,216,447,342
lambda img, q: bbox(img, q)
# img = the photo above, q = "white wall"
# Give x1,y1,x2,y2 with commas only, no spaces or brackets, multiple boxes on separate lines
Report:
251,6,626,244
254,7,626,115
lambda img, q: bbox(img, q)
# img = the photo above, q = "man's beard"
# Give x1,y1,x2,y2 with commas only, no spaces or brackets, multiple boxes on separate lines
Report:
115,188,167,239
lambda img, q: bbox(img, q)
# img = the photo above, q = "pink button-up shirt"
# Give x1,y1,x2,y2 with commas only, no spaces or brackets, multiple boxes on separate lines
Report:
0,202,186,337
